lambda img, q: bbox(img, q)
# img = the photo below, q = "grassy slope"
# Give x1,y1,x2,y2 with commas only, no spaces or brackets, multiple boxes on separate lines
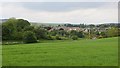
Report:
2,37,118,66
0,45,2,67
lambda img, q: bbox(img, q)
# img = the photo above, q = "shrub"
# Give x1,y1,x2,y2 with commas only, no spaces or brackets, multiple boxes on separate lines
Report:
61,37,68,40
23,31,37,43
45,35,54,40
34,27,47,39
55,35,62,40
72,36,78,40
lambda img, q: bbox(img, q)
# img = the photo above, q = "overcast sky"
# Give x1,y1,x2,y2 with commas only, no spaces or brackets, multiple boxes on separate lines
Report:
0,2,118,24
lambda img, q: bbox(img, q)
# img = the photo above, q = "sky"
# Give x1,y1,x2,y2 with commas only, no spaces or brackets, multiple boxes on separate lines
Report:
0,1,119,24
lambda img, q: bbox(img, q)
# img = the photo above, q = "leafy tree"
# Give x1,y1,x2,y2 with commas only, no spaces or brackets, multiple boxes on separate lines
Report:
70,30,78,36
23,31,37,43
34,26,47,39
24,26,34,31
77,31,84,38
16,19,30,31
2,18,17,40
45,35,54,40
50,30,58,36
106,27,118,37
70,30,84,38
44,26,52,30
100,32,107,38
88,24,95,28
79,24,86,28
2,18,31,41
55,35,62,40
72,36,78,40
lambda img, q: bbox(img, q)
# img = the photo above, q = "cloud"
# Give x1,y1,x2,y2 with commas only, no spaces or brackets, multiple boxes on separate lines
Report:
19,2,109,12
0,0,119,2
1,2,118,24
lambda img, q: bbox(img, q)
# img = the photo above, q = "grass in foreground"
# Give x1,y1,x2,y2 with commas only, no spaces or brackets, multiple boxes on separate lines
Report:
2,37,118,66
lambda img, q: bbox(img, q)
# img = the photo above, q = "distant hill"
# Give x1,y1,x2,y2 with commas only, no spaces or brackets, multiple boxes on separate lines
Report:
31,22,65,27
0,19,8,23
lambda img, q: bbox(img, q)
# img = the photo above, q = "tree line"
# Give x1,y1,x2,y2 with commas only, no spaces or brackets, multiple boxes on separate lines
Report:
1,18,120,44
64,23,120,28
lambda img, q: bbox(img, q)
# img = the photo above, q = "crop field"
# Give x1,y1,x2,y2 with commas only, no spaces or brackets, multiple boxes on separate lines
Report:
2,37,118,66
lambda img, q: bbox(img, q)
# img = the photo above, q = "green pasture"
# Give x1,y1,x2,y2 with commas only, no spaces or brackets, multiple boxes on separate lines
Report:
2,37,118,66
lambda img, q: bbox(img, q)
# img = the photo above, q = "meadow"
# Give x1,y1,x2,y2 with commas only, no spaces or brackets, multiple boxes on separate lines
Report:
2,37,118,66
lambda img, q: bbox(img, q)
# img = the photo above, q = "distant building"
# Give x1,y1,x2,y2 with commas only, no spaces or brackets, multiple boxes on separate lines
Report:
49,26,82,32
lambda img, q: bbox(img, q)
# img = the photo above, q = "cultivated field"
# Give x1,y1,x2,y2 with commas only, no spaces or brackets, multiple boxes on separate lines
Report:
2,37,118,66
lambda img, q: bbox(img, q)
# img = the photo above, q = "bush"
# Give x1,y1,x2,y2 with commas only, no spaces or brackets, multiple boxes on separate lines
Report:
34,27,47,39
55,35,62,40
61,37,68,40
45,35,54,40
23,31,37,43
72,36,78,40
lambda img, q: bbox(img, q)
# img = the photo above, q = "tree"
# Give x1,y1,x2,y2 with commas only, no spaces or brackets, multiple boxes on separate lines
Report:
100,32,107,38
34,26,47,39
55,35,62,40
70,30,84,38
2,18,31,41
106,27,118,37
23,31,37,43
16,19,30,31
70,30,78,36
77,31,84,38
2,18,17,40
50,30,58,36
24,26,34,31
88,24,95,28
72,36,78,40
79,24,86,28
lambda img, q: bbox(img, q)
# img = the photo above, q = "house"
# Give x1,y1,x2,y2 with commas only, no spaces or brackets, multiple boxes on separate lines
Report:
49,26,82,32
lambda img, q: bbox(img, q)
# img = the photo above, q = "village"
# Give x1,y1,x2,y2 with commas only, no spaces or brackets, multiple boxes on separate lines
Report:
38,23,119,39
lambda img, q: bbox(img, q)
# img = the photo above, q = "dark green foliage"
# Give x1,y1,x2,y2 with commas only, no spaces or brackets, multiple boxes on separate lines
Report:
50,30,58,36
72,36,78,40
77,31,84,38
45,35,54,40
2,24,11,40
88,24,95,28
64,23,119,28
70,30,84,38
13,32,23,40
34,27,47,40
50,30,67,36
24,26,34,31
2,18,17,40
23,31,37,43
100,32,107,38
44,26,52,30
16,19,30,31
95,31,100,36
55,35,62,40
70,30,78,36
2,18,31,41
106,27,118,37
79,24,86,28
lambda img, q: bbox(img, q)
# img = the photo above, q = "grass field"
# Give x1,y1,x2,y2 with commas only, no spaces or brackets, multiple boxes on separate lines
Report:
2,37,118,66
